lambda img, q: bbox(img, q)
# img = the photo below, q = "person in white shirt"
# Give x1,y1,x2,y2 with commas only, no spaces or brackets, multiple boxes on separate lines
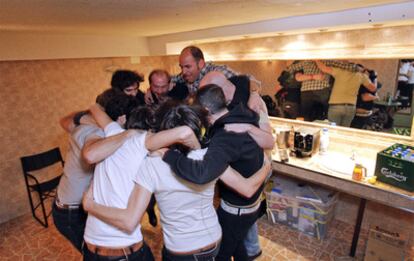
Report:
82,92,201,261
83,102,270,261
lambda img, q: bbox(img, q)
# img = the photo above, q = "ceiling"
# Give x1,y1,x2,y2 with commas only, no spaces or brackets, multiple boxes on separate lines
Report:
0,0,408,37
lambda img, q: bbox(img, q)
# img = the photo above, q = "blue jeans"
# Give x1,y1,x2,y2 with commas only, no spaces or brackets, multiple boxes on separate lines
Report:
162,243,220,261
328,104,356,127
83,242,154,261
52,202,86,252
244,222,260,257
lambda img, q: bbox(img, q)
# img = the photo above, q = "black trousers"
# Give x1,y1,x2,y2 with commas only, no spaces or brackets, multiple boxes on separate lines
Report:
216,207,259,261
300,89,330,121
52,203,86,252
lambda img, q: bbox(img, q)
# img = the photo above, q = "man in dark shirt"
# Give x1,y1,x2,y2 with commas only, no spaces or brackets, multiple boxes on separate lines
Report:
163,84,264,260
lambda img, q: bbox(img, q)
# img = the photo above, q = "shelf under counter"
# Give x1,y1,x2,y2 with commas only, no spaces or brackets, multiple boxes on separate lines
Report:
270,153,414,257
271,154,414,213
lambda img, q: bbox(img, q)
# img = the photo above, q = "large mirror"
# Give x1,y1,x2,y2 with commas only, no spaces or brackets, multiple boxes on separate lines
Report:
220,58,414,137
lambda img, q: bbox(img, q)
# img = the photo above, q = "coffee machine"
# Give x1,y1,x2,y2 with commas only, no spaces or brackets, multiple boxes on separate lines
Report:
293,127,320,157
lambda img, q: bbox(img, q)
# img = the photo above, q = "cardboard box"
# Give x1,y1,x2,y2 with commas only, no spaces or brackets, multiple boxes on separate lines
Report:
364,226,407,261
374,143,414,192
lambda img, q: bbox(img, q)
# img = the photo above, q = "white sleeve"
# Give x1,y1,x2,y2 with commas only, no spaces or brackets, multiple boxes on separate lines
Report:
134,159,155,193
104,122,125,137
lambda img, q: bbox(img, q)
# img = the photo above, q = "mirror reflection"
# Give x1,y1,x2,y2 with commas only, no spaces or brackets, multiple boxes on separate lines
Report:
222,59,413,137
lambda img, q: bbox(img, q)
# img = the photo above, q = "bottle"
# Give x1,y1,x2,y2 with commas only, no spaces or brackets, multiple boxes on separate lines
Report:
319,128,329,155
288,126,295,152
385,92,391,102
386,92,392,105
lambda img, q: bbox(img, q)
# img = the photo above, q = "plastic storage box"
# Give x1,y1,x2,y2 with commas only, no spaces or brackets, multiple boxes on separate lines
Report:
265,175,338,239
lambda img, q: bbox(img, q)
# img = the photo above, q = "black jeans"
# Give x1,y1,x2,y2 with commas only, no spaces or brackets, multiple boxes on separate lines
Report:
162,243,220,261
351,115,369,129
216,207,259,261
52,202,86,252
83,242,154,261
300,89,330,121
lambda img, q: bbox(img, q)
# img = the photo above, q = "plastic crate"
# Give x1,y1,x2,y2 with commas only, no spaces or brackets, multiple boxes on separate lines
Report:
265,175,338,239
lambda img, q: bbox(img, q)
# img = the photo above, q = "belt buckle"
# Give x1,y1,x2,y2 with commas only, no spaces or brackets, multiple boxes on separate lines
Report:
221,199,260,216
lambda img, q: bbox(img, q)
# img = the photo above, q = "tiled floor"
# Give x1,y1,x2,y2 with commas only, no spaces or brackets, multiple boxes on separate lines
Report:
0,209,412,261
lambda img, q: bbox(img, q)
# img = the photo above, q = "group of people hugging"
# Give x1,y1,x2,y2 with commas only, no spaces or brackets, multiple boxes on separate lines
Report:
275,60,379,129
53,45,275,261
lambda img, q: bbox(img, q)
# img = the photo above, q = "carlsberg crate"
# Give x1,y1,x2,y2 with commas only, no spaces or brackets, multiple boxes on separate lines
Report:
374,143,414,192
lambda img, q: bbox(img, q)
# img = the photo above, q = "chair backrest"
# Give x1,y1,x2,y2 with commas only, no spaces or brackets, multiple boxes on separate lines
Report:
20,147,64,173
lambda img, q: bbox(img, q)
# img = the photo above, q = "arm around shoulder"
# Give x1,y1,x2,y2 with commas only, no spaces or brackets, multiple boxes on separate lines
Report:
83,184,152,234
314,60,332,74
220,154,271,198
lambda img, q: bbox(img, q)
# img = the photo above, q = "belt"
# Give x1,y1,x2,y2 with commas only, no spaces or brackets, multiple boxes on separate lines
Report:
85,241,143,257
220,199,261,216
330,103,355,106
55,198,80,210
167,239,220,256
355,110,373,117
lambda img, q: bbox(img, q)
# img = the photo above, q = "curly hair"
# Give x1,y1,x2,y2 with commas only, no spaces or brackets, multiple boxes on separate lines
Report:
111,70,144,91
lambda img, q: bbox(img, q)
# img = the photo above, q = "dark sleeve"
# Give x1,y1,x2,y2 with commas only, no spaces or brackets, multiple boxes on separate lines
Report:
163,133,241,184
228,75,250,109
168,82,189,101
135,90,146,105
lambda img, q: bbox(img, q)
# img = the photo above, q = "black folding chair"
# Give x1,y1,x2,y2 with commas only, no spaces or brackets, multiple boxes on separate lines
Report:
20,147,64,227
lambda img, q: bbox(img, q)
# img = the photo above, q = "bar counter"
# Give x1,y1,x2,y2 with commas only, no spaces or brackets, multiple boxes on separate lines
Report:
269,117,414,256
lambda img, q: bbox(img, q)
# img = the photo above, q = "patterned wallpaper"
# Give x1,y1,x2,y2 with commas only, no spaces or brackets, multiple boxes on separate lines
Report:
0,55,409,229
0,57,173,223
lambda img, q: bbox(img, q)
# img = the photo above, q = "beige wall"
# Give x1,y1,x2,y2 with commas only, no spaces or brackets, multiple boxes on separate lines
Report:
193,25,414,61
148,2,414,56
0,32,149,61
